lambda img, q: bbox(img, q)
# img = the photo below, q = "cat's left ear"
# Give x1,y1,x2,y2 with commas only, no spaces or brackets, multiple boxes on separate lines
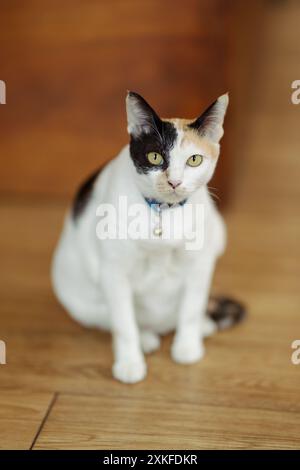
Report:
126,91,162,137
189,93,229,143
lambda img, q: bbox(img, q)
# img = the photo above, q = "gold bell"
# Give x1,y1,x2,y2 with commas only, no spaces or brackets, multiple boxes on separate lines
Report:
153,226,163,237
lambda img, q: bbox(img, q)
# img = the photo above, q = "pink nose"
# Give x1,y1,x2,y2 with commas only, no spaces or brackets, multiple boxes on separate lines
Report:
168,179,182,189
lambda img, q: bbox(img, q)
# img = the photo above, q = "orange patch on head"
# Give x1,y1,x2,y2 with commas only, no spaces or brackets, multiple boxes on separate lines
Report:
181,130,219,158
162,117,219,158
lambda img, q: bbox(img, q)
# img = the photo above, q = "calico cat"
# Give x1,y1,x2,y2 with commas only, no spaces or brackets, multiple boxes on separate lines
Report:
52,92,245,383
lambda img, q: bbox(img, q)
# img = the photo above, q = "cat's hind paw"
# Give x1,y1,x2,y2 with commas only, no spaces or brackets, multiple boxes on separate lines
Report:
203,317,217,337
140,330,161,354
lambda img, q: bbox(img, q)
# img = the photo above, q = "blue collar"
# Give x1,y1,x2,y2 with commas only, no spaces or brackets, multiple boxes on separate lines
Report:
144,197,187,212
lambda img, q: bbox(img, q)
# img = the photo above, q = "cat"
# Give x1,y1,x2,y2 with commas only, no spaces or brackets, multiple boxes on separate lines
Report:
52,91,245,383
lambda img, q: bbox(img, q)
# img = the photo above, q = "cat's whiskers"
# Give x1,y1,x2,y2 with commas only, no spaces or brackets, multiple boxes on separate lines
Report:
208,186,220,202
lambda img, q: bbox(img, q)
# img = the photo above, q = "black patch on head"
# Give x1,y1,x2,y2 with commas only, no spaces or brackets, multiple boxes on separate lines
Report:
72,165,105,221
127,92,177,174
188,99,217,136
129,120,177,174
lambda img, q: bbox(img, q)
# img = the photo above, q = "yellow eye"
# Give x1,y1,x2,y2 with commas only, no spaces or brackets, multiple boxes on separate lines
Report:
147,152,164,166
186,154,203,167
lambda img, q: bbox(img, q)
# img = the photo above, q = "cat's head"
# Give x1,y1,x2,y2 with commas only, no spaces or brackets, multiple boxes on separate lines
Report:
126,91,228,204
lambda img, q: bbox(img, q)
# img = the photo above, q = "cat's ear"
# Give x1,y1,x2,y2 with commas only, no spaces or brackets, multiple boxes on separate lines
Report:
126,91,161,137
189,93,229,143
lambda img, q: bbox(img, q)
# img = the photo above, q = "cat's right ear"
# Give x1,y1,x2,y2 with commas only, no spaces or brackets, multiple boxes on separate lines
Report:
126,91,161,137
188,93,229,143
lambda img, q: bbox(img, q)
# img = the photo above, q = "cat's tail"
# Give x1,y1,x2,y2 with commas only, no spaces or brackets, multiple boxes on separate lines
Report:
207,295,246,330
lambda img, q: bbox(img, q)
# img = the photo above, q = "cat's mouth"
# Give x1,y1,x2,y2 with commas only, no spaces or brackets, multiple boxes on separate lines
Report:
160,188,188,204
168,186,187,196
155,181,190,203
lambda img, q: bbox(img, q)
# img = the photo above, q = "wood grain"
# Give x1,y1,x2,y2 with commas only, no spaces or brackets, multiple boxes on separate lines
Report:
34,393,300,450
0,391,54,450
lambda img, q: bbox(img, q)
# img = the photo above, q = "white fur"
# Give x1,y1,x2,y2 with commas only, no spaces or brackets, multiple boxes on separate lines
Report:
52,97,227,383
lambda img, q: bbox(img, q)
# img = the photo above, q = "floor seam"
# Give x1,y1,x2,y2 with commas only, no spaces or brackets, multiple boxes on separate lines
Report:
29,392,59,450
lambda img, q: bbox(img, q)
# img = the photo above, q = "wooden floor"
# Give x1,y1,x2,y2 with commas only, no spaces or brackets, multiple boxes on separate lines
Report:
1,2,300,450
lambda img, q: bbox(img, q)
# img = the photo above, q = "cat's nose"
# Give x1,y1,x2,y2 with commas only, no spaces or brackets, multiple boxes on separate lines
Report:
167,179,182,189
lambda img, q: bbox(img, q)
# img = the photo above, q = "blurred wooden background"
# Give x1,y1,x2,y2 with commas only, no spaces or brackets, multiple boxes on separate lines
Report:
0,0,234,200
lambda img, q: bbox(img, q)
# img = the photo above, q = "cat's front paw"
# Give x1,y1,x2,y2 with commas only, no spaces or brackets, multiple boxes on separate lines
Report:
171,338,205,365
112,357,147,384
